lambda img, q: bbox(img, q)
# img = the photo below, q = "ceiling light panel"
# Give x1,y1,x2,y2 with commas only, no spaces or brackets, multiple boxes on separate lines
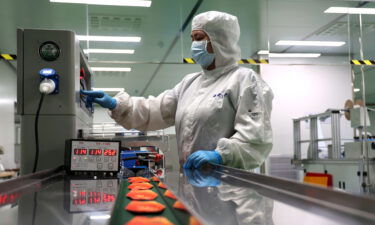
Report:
77,35,141,42
257,50,270,55
276,40,345,46
269,53,321,58
50,0,152,7
325,7,375,15
84,49,135,54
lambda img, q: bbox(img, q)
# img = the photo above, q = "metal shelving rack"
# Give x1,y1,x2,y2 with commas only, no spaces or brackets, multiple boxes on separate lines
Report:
293,110,343,160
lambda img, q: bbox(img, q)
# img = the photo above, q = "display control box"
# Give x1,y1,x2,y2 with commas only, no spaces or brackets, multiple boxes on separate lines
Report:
66,139,121,175
64,178,119,213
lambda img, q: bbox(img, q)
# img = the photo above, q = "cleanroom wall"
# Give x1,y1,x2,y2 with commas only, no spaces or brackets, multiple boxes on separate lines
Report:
261,64,352,156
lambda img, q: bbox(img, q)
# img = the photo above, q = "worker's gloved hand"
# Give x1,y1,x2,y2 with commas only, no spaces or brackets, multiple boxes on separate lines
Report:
183,150,222,169
81,90,117,110
183,168,220,187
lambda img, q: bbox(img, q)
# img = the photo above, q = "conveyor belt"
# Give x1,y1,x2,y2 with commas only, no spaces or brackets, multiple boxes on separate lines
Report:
0,166,375,225
109,178,193,225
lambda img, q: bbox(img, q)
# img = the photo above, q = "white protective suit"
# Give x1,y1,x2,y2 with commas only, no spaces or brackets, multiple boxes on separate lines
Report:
109,11,273,170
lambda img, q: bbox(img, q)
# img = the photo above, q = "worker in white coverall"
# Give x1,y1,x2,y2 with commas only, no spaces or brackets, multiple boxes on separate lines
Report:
81,11,274,170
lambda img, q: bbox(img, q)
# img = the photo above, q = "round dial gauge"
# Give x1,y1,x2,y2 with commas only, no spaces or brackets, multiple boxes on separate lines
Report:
39,41,60,61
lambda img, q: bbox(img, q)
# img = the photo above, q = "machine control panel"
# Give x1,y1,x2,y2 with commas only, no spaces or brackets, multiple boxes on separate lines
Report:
66,179,118,213
67,140,121,174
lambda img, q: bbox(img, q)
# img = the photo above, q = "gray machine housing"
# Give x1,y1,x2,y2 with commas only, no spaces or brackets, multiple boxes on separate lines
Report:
17,28,93,174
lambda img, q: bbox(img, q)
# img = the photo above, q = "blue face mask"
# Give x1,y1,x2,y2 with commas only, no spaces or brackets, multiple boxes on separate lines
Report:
191,40,215,68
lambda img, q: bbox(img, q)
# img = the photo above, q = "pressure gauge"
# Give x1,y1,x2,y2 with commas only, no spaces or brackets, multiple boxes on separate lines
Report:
39,41,60,61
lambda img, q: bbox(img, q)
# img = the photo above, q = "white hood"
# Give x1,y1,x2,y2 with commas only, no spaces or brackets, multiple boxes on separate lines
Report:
192,11,241,68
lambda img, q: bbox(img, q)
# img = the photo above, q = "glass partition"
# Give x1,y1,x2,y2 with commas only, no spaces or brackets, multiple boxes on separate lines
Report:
85,0,264,96
349,2,375,193
263,0,375,194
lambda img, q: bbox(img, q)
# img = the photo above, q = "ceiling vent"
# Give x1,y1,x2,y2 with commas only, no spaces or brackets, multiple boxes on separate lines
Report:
90,14,142,31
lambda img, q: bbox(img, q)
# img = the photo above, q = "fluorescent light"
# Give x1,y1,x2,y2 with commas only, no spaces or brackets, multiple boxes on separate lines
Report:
276,40,345,47
354,88,361,92
257,50,321,58
84,49,135,54
257,50,269,55
269,53,321,58
325,7,375,15
89,215,111,220
0,99,14,105
91,67,131,72
92,88,125,92
77,35,141,43
50,0,152,7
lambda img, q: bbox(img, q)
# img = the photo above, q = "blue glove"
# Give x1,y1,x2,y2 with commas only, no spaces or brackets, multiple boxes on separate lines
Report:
81,90,117,109
183,168,220,187
183,150,222,169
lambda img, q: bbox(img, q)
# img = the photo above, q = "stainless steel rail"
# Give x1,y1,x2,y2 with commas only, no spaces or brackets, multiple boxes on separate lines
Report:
213,165,375,223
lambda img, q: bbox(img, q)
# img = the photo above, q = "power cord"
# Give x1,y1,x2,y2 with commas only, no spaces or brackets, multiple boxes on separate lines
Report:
33,94,45,173
31,192,38,225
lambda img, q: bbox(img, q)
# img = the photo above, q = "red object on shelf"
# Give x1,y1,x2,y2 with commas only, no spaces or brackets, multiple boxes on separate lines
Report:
155,169,163,176
304,172,333,187
80,68,86,80
154,154,163,163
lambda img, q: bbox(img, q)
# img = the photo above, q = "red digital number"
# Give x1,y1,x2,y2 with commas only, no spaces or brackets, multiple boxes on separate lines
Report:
73,198,86,205
0,195,8,205
88,192,101,204
103,193,115,202
103,149,116,156
89,149,102,155
0,193,20,206
72,190,88,205
74,149,87,155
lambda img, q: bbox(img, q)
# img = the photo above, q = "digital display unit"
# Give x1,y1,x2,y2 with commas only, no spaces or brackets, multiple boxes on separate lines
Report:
67,140,121,174
66,179,118,213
